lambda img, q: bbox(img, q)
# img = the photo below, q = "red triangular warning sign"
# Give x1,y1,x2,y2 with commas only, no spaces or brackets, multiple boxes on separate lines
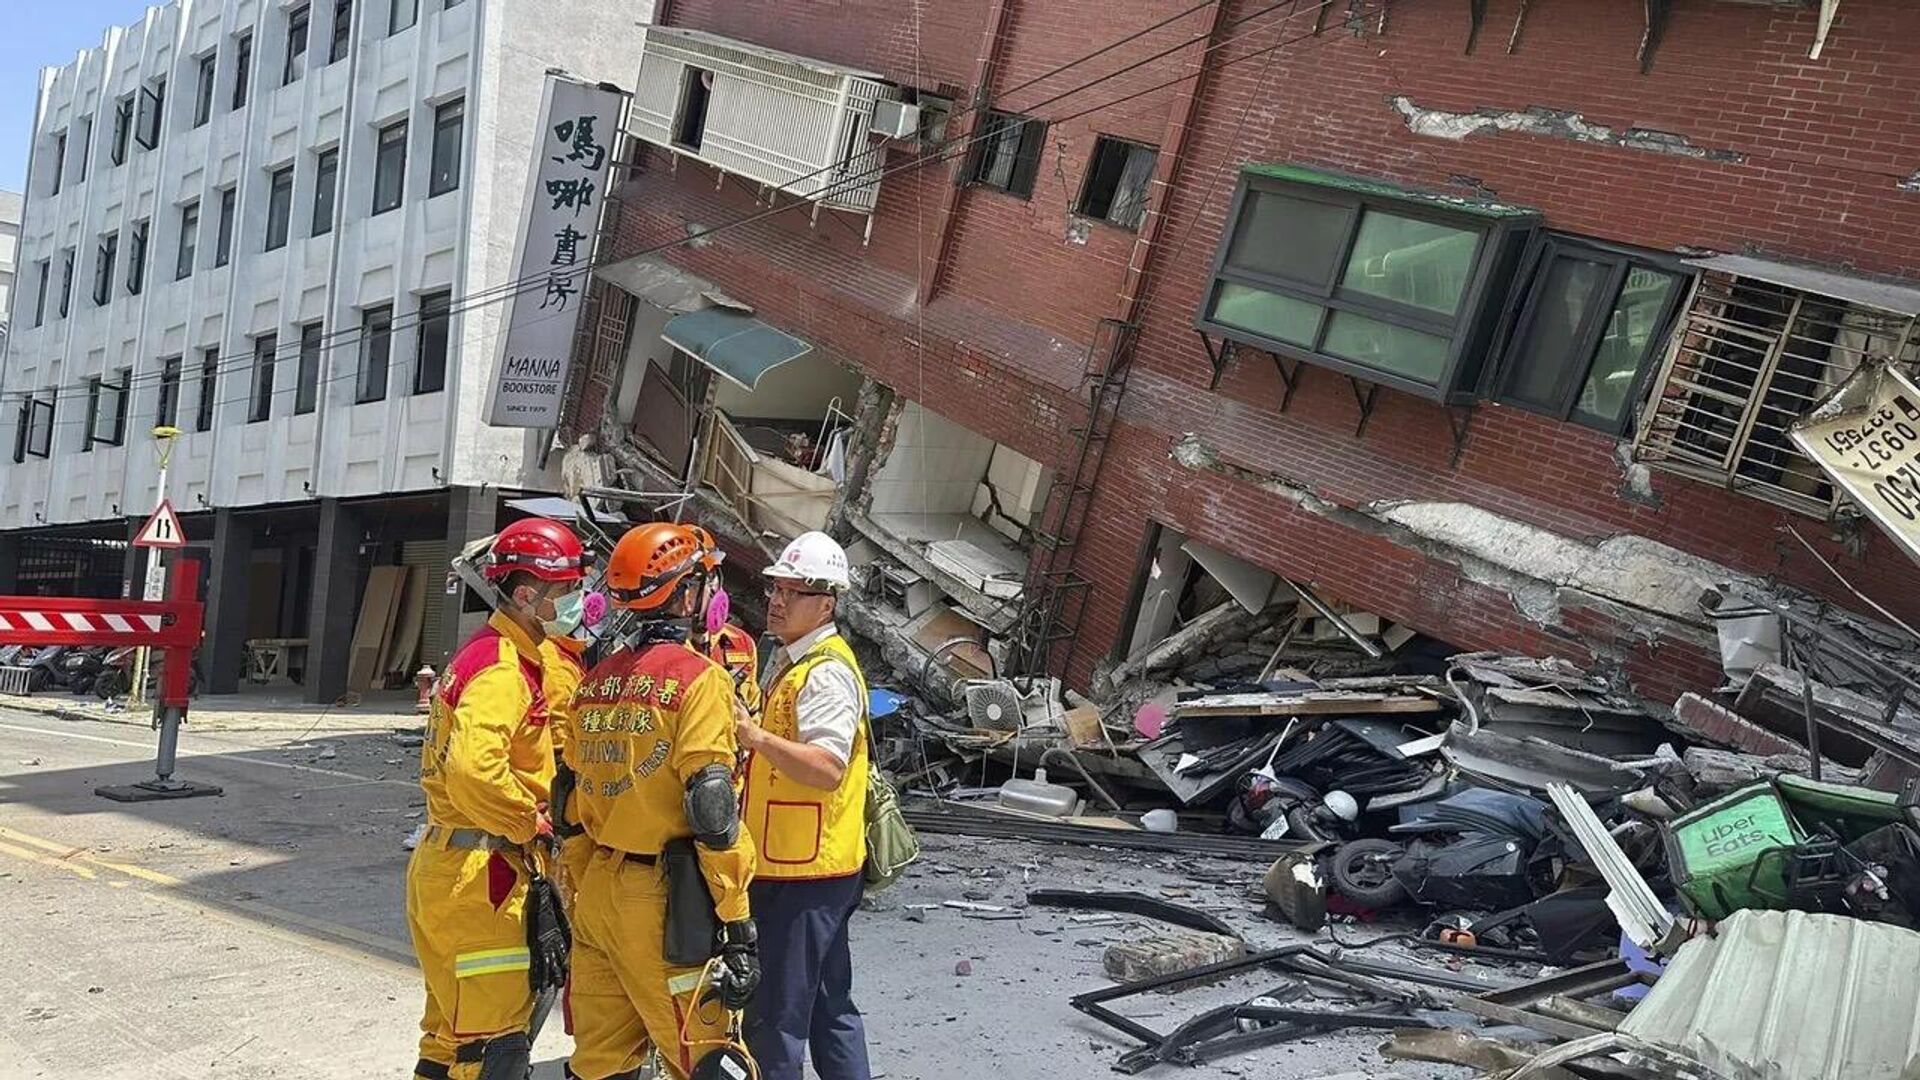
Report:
134,499,187,548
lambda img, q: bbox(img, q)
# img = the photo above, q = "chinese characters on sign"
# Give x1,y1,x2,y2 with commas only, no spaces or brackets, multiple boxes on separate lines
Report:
485,76,625,428
1790,362,1920,566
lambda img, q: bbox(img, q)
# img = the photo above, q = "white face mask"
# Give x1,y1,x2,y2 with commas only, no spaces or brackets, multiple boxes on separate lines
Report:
540,589,586,637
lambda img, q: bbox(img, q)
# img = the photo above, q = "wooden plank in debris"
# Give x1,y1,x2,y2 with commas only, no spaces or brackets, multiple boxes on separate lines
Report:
1174,692,1442,718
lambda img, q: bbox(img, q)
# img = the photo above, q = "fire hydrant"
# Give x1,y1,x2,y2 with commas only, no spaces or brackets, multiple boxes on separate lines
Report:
414,666,437,714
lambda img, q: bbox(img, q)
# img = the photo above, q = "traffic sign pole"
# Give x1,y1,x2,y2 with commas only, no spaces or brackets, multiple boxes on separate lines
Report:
130,428,183,706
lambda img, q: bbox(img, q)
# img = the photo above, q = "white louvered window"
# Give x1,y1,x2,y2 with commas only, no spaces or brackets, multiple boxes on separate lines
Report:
628,28,904,224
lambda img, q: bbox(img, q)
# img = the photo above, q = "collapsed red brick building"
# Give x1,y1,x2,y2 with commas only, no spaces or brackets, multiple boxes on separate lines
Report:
560,0,1920,709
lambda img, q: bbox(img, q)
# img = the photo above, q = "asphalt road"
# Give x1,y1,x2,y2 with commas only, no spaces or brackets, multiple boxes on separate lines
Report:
0,706,1477,1078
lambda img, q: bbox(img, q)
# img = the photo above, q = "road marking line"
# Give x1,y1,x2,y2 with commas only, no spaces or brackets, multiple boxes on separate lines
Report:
0,720,415,788
0,823,417,973
0,838,99,878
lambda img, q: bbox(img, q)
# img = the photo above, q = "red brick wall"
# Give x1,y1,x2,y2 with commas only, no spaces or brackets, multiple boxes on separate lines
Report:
608,0,1920,699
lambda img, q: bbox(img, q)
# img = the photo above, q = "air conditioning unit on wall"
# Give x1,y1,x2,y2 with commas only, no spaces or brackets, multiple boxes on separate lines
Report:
870,99,921,140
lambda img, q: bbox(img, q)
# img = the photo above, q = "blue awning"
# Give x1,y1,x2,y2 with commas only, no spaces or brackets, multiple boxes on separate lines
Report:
660,307,814,392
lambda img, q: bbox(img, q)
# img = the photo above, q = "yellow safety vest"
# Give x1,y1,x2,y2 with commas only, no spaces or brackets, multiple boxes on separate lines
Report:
742,633,868,880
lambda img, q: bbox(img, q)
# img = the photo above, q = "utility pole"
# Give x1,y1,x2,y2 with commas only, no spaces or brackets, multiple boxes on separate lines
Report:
130,425,182,705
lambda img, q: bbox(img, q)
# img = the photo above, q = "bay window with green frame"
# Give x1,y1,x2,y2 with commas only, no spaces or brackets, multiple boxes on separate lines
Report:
1197,164,1539,402
1494,236,1689,434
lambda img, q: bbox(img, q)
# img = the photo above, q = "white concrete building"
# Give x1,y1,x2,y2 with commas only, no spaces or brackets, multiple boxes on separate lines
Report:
0,190,22,342
0,0,649,699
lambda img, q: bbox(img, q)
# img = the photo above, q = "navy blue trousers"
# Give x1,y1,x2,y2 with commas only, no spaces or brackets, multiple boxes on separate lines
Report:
745,872,871,1080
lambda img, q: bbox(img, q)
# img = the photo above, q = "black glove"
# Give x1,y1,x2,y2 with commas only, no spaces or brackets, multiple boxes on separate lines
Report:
526,868,572,992
707,918,759,1011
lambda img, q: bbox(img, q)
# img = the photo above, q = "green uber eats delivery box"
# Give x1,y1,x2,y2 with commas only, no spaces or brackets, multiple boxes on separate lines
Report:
1664,782,1803,920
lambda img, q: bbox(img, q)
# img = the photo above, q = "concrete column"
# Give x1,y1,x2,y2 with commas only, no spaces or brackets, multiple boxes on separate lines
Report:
0,531,20,594
202,509,254,695
305,499,363,704
436,486,496,667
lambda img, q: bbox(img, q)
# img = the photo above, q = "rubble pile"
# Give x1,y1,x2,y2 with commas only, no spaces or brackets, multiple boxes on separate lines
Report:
867,595,1920,1077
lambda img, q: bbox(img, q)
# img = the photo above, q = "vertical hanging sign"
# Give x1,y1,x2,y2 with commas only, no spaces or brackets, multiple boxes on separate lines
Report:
485,74,625,428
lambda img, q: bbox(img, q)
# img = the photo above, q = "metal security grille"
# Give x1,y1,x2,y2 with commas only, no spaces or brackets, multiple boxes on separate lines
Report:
1634,271,1920,517
15,538,129,598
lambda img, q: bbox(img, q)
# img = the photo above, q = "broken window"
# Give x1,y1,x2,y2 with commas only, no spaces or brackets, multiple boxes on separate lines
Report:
1633,265,1920,517
966,111,1044,199
1077,136,1156,230
673,67,713,151
1495,237,1688,434
1199,164,1537,402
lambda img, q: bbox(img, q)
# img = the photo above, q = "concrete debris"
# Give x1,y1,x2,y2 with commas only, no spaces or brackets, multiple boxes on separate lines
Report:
1102,930,1245,983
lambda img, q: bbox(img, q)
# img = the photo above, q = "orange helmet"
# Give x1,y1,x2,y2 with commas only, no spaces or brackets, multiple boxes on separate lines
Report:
606,522,721,612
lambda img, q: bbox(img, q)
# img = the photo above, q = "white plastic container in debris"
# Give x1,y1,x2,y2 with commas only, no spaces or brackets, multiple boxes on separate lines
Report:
998,769,1080,817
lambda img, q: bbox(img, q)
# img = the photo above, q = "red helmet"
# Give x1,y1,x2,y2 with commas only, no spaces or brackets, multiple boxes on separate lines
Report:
485,518,586,583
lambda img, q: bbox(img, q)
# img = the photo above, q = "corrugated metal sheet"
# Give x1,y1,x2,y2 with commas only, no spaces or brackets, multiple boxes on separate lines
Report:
1620,909,1920,1080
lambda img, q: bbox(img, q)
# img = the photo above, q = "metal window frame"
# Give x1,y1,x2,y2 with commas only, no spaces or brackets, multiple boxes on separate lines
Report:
412,291,452,395
1075,135,1158,230
249,334,279,424
965,111,1046,199
264,164,295,251
156,355,183,428
329,0,353,64
1492,234,1692,435
428,99,464,197
49,129,65,195
295,322,324,415
127,219,149,295
195,348,219,432
372,120,408,215
17,396,54,461
357,304,395,403
284,4,310,86
1195,170,1539,403
177,200,199,279
86,373,129,449
231,32,253,112
1633,271,1920,518
93,230,118,306
215,187,237,267
194,51,216,127
312,147,339,234
134,80,164,150
110,94,133,165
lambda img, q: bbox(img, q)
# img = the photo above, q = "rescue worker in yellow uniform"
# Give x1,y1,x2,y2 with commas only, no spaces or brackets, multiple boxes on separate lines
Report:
736,531,873,1080
407,517,587,1080
565,522,761,1080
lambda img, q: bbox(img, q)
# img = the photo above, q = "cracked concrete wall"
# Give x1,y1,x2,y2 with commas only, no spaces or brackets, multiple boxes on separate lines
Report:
1167,431,1768,667
1390,96,1746,164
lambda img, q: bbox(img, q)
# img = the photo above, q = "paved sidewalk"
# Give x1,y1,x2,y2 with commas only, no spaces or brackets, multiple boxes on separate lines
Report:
0,687,425,734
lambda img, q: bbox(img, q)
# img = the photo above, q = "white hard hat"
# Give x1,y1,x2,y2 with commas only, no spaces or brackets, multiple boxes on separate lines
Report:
764,531,850,592
1323,790,1359,822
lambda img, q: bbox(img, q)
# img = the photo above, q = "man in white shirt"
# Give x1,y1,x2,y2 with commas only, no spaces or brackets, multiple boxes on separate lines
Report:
734,532,872,1080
